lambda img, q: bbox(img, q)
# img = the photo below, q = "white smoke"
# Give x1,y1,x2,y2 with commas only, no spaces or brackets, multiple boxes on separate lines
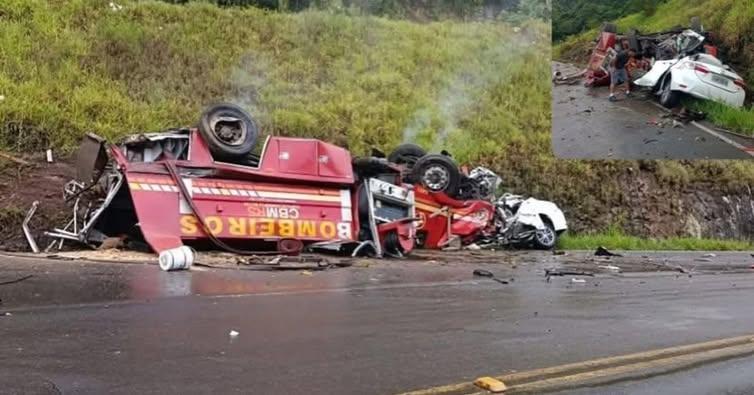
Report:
401,42,512,150
228,53,270,129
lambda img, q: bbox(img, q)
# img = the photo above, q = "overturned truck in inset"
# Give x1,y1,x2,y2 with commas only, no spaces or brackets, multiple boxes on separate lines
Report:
583,18,746,108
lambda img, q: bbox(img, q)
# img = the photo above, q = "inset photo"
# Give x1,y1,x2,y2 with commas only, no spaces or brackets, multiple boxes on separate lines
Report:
552,1,754,159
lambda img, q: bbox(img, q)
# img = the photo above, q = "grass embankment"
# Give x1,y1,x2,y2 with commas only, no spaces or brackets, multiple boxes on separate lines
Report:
0,0,550,161
1,0,754,242
559,228,754,251
554,0,754,135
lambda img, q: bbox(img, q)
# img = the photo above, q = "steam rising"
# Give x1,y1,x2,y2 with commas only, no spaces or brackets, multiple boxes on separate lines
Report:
401,28,537,151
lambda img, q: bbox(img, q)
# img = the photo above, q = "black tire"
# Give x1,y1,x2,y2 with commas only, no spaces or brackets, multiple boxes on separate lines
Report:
383,231,406,256
533,219,557,250
387,143,427,168
659,75,681,109
352,157,394,178
690,16,702,33
602,22,617,34
198,103,258,161
411,154,461,197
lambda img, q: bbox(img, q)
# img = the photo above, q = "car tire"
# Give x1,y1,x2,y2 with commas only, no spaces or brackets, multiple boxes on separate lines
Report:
690,16,702,33
659,75,681,109
198,103,258,162
602,23,617,34
533,219,557,250
388,143,427,169
411,154,461,197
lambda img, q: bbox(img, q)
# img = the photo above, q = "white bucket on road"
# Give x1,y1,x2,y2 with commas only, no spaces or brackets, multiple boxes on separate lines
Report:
158,246,195,271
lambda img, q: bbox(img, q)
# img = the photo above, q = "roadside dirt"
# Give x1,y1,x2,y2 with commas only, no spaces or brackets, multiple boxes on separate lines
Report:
0,154,74,251
11,248,751,277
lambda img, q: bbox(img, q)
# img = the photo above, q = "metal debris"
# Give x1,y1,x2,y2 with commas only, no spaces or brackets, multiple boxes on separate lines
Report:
472,269,509,285
23,201,40,253
0,274,33,286
545,269,594,282
594,246,622,257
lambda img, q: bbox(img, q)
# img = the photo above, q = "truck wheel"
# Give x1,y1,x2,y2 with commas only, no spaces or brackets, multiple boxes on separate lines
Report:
411,154,460,197
690,16,702,33
198,103,258,161
388,143,427,168
602,22,617,34
533,221,557,250
659,75,681,109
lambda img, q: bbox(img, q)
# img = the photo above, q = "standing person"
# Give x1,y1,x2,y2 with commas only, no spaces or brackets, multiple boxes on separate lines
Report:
609,48,634,102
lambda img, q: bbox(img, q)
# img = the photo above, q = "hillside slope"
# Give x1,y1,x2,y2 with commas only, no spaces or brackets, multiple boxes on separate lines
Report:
553,0,664,42
1,0,754,241
556,0,754,81
0,0,549,160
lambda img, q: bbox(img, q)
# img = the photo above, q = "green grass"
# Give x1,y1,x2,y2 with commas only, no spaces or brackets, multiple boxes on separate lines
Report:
2,0,754,242
690,101,754,136
0,0,551,162
558,228,754,251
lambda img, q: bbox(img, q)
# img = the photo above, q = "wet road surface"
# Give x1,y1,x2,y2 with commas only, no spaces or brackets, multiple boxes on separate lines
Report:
553,355,754,395
2,252,754,394
552,62,753,160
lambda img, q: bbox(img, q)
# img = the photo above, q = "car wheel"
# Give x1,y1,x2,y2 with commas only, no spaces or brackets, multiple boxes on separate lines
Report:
198,103,259,162
533,221,557,250
411,154,461,197
388,143,427,169
659,75,681,109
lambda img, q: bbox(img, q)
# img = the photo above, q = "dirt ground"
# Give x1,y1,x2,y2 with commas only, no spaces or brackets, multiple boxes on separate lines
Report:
8,248,751,278
0,154,74,251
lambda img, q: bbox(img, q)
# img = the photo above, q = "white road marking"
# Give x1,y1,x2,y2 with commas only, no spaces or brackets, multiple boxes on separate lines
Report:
648,101,754,157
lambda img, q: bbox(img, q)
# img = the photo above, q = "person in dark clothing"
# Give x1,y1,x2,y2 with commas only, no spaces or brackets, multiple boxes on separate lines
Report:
609,48,635,102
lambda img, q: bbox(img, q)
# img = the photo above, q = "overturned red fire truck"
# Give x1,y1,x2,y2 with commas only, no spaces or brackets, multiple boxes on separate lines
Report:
39,104,416,258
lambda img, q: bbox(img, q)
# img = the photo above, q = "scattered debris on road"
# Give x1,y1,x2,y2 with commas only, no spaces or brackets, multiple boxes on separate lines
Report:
571,278,586,284
599,265,622,273
0,274,33,286
158,246,195,271
595,246,623,257
545,268,594,283
473,269,509,285
474,377,507,393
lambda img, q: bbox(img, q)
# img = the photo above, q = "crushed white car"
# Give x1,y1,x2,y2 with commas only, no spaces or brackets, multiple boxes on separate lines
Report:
635,30,746,108
493,193,568,250
466,167,568,250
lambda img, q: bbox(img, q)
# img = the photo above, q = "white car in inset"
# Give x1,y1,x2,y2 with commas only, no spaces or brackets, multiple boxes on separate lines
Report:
635,30,746,109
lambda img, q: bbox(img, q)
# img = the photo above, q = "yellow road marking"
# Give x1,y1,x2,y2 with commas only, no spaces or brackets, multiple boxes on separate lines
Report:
398,333,754,395
473,377,506,393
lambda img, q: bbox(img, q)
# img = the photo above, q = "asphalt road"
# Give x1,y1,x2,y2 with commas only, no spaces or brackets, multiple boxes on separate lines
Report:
553,355,754,395
2,252,754,394
552,62,754,160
